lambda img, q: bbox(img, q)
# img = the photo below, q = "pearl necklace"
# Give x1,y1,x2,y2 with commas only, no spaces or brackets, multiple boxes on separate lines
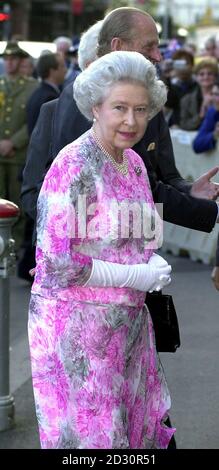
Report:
92,129,129,176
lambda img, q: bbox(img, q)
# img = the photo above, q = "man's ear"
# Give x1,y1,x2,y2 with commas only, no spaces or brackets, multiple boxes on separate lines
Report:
111,37,123,51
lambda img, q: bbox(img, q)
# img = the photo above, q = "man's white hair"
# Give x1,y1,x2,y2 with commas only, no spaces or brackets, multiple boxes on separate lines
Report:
78,20,103,71
53,36,72,51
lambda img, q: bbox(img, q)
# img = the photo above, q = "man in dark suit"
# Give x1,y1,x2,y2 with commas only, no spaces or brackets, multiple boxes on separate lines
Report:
21,7,219,237
26,52,66,135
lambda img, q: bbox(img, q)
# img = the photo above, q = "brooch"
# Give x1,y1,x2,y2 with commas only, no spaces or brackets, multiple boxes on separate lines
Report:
147,142,155,151
134,166,142,176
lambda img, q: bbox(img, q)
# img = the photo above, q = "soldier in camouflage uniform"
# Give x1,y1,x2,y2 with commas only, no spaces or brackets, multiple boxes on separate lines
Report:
0,41,38,247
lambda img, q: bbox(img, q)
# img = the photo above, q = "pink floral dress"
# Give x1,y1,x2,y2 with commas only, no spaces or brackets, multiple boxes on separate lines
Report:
28,130,175,449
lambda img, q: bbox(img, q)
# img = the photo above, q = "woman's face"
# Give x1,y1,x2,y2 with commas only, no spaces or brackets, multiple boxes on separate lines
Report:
196,67,216,89
93,81,149,157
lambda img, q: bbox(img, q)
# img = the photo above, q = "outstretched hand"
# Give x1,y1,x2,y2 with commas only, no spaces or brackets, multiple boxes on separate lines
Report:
191,167,219,200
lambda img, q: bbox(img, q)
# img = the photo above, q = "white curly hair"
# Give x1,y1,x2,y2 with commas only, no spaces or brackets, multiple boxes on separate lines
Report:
73,50,167,121
78,20,103,71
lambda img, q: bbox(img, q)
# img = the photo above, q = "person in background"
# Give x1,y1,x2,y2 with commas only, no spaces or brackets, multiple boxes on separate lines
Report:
19,55,35,78
184,41,197,56
27,52,66,135
159,58,179,126
63,43,80,87
180,58,218,130
167,48,198,127
53,36,72,55
0,41,38,248
53,36,72,71
203,36,217,59
28,49,174,450
78,21,103,71
0,57,5,75
63,22,104,88
193,79,219,153
215,37,219,62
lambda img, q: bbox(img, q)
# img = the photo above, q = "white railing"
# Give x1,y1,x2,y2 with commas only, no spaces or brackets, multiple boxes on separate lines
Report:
162,129,219,264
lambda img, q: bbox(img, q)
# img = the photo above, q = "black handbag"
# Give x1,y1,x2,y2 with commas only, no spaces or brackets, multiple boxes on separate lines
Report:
146,291,181,353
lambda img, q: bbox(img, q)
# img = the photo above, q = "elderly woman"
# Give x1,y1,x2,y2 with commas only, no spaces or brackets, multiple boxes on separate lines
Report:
28,51,174,449
180,58,218,130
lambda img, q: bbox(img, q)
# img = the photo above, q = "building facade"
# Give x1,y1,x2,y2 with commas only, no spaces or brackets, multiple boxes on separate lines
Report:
0,1,110,42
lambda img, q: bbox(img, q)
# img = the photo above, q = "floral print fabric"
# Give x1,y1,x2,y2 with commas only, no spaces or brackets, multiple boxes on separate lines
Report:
28,130,175,448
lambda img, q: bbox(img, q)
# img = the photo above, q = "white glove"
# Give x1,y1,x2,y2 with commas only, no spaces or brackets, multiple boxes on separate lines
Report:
147,253,172,292
85,257,171,293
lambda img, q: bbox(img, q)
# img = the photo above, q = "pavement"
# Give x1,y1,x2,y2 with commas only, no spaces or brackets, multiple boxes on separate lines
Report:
0,252,219,449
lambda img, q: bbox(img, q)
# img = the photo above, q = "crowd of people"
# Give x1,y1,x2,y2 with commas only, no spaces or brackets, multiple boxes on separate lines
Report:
159,37,219,289
160,36,219,136
1,6,219,449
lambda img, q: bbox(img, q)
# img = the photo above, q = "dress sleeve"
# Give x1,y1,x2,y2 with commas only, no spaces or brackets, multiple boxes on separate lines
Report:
36,150,94,288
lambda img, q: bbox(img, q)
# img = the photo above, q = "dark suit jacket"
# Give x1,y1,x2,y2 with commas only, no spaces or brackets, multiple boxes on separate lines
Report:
21,83,218,237
22,99,57,220
26,81,60,135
